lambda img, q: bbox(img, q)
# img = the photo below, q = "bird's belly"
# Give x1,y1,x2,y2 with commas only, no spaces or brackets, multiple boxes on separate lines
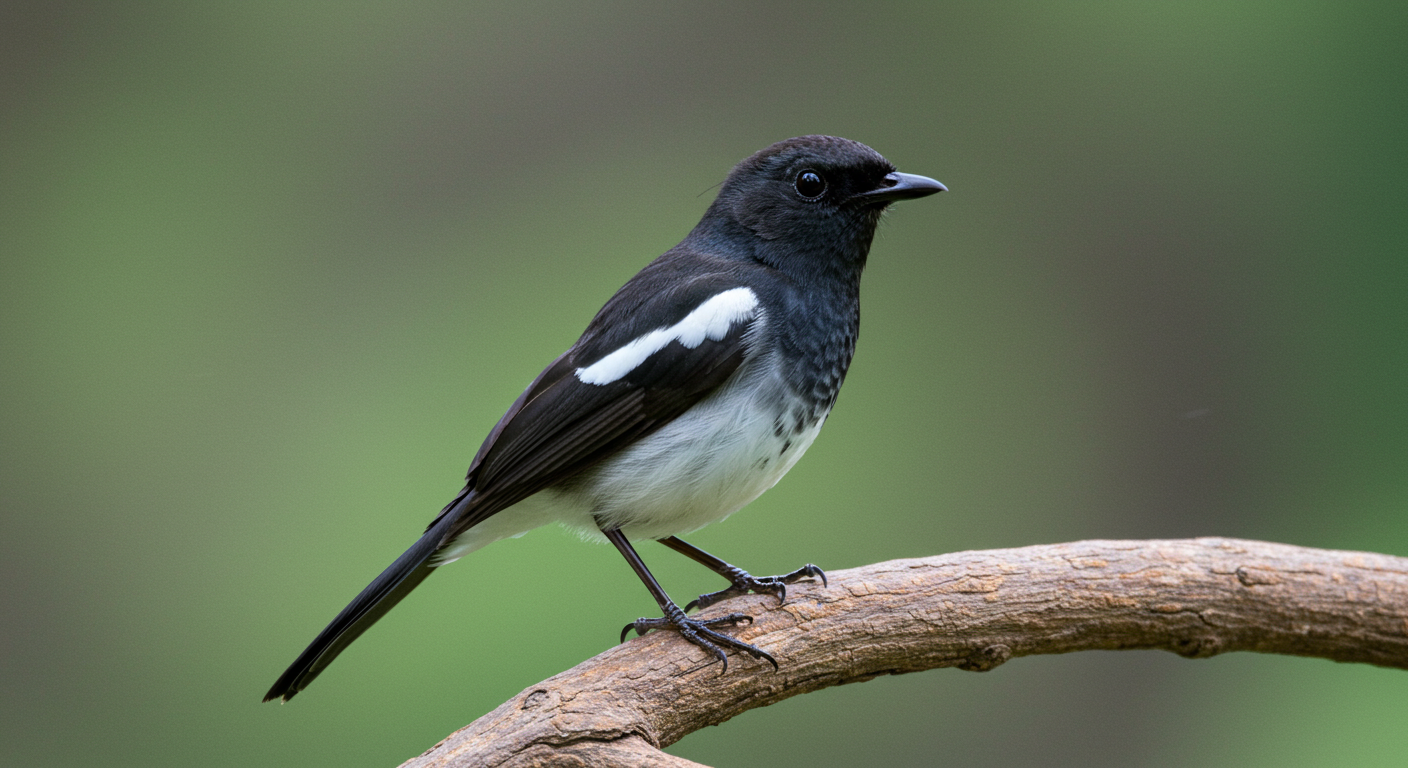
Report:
551,371,824,542
431,362,825,565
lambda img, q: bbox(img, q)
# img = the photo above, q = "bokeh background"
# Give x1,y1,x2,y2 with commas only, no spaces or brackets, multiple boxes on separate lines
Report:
2,3,1404,766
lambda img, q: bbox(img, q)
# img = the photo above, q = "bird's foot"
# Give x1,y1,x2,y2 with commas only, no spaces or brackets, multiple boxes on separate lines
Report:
620,603,776,673
686,564,827,612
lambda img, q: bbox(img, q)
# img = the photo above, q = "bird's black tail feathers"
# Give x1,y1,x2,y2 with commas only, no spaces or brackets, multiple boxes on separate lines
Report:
263,500,464,702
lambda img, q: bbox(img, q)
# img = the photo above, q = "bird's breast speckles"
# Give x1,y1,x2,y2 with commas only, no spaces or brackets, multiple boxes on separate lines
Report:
786,318,856,424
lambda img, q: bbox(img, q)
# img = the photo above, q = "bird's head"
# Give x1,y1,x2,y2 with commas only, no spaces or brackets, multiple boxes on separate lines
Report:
694,136,945,280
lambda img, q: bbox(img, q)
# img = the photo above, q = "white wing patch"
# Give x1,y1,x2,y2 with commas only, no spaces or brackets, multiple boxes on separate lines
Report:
575,287,758,385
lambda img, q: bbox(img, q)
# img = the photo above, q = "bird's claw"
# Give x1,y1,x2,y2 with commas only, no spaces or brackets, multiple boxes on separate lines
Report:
619,609,775,674
686,563,827,612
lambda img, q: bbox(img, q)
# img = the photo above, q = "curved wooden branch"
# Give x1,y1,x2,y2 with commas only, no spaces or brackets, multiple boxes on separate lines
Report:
400,538,1408,768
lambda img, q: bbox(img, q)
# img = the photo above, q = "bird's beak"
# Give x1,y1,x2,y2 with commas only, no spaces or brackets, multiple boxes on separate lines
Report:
853,172,947,205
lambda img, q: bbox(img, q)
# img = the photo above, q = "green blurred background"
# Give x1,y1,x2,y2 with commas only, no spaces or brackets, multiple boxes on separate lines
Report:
2,3,1404,766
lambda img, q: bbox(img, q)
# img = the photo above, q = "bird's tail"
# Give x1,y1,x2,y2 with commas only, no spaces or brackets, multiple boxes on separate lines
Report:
263,498,465,703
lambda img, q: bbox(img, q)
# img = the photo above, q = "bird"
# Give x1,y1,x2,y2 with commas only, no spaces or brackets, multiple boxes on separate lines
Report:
264,135,944,702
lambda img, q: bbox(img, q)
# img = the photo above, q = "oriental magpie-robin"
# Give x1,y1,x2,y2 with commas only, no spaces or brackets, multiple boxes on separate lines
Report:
264,136,944,702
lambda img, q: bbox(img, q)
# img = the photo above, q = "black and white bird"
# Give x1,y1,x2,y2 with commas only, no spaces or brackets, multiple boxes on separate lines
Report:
264,135,944,702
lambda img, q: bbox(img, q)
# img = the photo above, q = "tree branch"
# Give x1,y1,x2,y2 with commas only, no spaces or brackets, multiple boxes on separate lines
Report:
399,538,1408,768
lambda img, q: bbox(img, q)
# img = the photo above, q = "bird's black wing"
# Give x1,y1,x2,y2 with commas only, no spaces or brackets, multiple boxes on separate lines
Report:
265,269,759,702
441,271,760,537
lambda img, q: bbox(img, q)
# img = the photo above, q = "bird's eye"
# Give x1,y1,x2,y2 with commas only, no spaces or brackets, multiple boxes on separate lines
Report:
794,170,826,199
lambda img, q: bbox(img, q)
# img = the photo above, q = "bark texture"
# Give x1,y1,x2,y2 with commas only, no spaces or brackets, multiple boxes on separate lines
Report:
400,538,1408,768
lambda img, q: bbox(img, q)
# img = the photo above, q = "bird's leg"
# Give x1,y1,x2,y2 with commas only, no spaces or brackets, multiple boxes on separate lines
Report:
657,536,826,612
602,527,776,673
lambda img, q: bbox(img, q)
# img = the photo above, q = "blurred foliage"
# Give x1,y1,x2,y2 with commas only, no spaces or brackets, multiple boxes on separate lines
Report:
1,2,1404,767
